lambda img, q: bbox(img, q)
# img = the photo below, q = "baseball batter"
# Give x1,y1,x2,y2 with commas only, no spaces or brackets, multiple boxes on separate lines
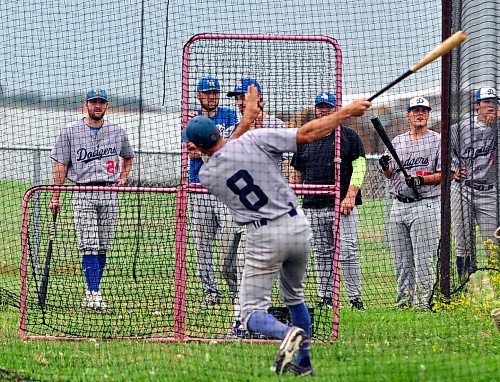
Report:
182,85,371,376
291,91,366,310
187,76,239,306
50,88,135,310
379,96,441,310
450,87,499,279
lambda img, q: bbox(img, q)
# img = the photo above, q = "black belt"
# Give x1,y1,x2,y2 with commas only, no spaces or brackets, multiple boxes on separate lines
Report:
77,182,115,186
252,208,298,229
396,195,421,203
464,181,494,191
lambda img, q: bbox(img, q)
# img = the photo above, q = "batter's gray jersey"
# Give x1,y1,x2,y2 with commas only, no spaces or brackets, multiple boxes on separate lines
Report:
199,128,298,224
450,117,497,185
51,118,135,183
386,130,441,198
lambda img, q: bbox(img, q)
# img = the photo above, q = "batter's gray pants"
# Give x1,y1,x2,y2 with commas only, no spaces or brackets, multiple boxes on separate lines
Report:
451,182,499,272
72,190,119,256
305,207,362,301
389,196,440,307
240,208,311,329
189,193,240,296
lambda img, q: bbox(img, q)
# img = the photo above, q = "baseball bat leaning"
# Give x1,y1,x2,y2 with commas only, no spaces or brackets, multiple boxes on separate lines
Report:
368,31,467,101
38,211,57,309
370,117,421,199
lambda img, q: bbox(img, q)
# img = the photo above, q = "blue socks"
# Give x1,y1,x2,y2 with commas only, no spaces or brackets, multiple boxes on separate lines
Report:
289,303,312,367
82,255,100,292
97,251,107,282
247,311,289,340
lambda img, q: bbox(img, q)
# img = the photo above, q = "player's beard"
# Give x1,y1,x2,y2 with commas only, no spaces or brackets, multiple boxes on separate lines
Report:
201,102,218,113
88,110,105,122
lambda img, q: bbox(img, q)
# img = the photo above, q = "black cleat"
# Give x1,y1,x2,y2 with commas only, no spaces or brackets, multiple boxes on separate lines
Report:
318,296,333,308
272,326,306,375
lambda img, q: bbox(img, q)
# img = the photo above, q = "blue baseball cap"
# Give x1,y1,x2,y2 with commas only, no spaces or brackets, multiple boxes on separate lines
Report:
197,76,221,92
315,92,336,107
181,115,221,149
227,77,262,97
86,88,108,102
407,96,431,111
475,87,497,102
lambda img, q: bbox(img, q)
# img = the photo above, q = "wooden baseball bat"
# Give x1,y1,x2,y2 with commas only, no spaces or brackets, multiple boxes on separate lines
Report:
38,211,57,309
368,31,467,101
370,117,421,199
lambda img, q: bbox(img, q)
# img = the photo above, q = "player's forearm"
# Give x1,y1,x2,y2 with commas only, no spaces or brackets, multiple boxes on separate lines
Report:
119,158,133,182
297,100,371,144
52,162,67,198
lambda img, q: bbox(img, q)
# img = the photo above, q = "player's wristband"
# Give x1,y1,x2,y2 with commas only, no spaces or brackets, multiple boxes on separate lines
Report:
351,156,366,188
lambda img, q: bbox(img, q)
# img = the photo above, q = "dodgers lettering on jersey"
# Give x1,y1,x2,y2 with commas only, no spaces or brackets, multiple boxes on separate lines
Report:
199,128,298,224
51,118,135,183
188,107,238,183
386,130,441,198
450,117,498,185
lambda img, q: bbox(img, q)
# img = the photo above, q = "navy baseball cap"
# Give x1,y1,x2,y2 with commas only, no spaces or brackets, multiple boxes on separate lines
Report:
475,87,497,102
227,77,262,97
86,88,108,102
315,92,336,107
182,115,221,149
407,96,431,111
197,76,221,92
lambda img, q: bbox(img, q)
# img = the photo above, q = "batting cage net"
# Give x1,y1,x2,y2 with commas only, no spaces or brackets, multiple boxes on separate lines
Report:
1,0,499,381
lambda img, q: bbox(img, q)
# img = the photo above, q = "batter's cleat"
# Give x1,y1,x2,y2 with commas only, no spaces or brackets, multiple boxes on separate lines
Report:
286,363,316,377
271,326,306,375
350,298,365,310
318,296,333,308
199,293,221,308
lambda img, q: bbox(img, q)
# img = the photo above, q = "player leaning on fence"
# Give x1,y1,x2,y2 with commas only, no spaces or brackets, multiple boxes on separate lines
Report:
451,87,499,280
49,88,135,310
182,84,371,376
379,96,441,310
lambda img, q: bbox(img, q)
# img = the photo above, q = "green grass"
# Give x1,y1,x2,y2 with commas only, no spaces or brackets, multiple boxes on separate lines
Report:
1,303,498,381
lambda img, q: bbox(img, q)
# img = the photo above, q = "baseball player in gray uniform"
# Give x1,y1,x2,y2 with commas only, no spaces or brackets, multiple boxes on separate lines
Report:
379,96,441,310
182,84,371,376
50,88,135,309
450,87,499,279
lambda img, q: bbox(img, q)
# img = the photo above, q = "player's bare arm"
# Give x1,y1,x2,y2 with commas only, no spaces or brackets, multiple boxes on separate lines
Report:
340,185,359,215
49,162,68,213
231,85,263,140
117,157,134,185
296,100,371,144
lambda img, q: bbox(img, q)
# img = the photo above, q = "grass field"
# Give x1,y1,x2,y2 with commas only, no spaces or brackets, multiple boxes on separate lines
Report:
1,181,499,380
1,301,499,381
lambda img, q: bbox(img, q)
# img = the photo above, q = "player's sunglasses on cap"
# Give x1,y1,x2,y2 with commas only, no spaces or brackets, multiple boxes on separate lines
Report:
86,88,108,102
315,92,336,107
227,77,262,97
407,96,431,112
197,76,221,92
475,87,498,103
182,115,220,149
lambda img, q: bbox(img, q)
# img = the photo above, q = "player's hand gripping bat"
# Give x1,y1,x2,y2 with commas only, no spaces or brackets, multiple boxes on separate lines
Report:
368,31,467,101
38,211,57,309
370,117,421,199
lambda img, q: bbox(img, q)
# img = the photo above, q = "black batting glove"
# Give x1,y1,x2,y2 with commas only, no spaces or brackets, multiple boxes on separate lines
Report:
405,175,424,189
378,155,392,171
